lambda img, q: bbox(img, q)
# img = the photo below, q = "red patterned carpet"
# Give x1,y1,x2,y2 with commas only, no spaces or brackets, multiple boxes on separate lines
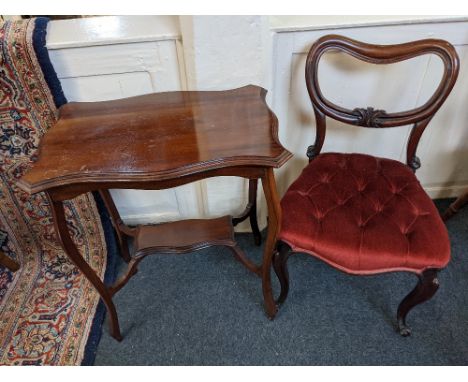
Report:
0,18,116,365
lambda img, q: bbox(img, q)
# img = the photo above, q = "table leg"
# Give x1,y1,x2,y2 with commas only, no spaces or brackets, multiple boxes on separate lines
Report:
261,168,281,319
248,179,262,246
232,179,262,245
99,189,132,263
46,192,123,341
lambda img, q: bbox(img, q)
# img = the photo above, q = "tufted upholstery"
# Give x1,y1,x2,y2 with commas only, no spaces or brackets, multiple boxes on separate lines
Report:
279,153,450,275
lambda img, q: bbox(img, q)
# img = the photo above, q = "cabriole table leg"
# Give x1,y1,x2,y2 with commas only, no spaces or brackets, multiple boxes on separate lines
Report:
46,192,123,341
99,189,132,263
261,168,281,320
248,179,262,246
232,178,262,246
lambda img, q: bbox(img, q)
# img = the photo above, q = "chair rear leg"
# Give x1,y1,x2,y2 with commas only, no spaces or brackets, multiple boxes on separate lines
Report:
273,241,292,307
397,269,440,337
442,189,468,221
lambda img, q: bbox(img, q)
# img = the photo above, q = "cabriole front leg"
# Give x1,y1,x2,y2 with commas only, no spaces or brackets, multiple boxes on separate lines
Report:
397,269,440,337
273,240,292,307
46,192,123,341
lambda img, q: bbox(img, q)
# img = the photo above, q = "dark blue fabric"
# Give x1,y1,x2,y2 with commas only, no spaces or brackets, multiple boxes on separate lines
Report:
81,192,119,366
32,17,67,108
31,18,119,365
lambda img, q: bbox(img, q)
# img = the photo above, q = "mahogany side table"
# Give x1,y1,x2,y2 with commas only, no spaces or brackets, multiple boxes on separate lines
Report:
17,85,292,341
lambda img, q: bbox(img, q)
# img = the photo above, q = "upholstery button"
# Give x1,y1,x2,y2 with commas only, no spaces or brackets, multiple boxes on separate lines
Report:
313,213,324,221
404,231,413,239
413,209,426,217
401,227,412,235
357,183,368,192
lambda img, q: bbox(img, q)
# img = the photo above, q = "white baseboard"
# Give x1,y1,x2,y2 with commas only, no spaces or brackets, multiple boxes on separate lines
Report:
121,212,180,226
424,183,468,199
121,211,260,233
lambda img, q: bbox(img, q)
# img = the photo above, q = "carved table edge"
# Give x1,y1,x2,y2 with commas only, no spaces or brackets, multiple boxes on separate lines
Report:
17,151,293,195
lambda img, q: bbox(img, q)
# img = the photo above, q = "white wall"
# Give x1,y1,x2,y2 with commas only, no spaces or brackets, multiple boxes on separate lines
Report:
271,18,468,200
178,16,272,230
269,15,466,31
47,16,199,226
46,15,468,231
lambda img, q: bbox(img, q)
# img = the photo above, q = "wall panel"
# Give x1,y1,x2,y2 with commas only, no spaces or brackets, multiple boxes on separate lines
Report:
272,20,468,199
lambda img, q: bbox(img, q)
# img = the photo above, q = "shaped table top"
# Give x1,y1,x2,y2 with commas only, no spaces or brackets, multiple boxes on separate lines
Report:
18,85,291,194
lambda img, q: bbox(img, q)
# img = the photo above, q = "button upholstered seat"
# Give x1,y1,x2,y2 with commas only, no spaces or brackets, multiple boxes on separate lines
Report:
279,153,450,275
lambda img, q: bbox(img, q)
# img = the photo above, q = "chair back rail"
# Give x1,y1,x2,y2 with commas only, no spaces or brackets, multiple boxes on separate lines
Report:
305,34,460,171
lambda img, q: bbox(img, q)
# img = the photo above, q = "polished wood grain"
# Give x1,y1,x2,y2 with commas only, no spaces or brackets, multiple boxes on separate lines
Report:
18,85,291,341
305,34,459,171
18,85,290,194
134,216,236,254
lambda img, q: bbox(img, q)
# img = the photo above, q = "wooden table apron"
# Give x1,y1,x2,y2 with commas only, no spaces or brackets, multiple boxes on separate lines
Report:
44,165,281,341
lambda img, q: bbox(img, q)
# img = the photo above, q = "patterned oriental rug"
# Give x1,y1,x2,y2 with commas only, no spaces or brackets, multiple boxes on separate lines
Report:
0,18,118,365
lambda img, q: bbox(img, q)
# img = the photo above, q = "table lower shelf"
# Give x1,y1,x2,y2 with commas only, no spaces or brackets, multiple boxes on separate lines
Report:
134,215,236,255
109,215,261,297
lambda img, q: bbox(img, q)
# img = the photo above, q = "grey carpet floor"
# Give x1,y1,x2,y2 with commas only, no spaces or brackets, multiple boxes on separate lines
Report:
94,199,468,365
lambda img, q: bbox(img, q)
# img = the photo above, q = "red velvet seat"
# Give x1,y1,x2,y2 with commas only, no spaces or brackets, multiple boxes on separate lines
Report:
272,34,459,336
279,153,450,275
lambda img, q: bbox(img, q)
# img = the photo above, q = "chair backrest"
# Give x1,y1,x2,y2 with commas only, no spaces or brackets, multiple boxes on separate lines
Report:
305,34,459,171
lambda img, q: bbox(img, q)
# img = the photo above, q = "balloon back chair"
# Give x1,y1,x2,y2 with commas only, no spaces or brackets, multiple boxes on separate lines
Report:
273,35,459,336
